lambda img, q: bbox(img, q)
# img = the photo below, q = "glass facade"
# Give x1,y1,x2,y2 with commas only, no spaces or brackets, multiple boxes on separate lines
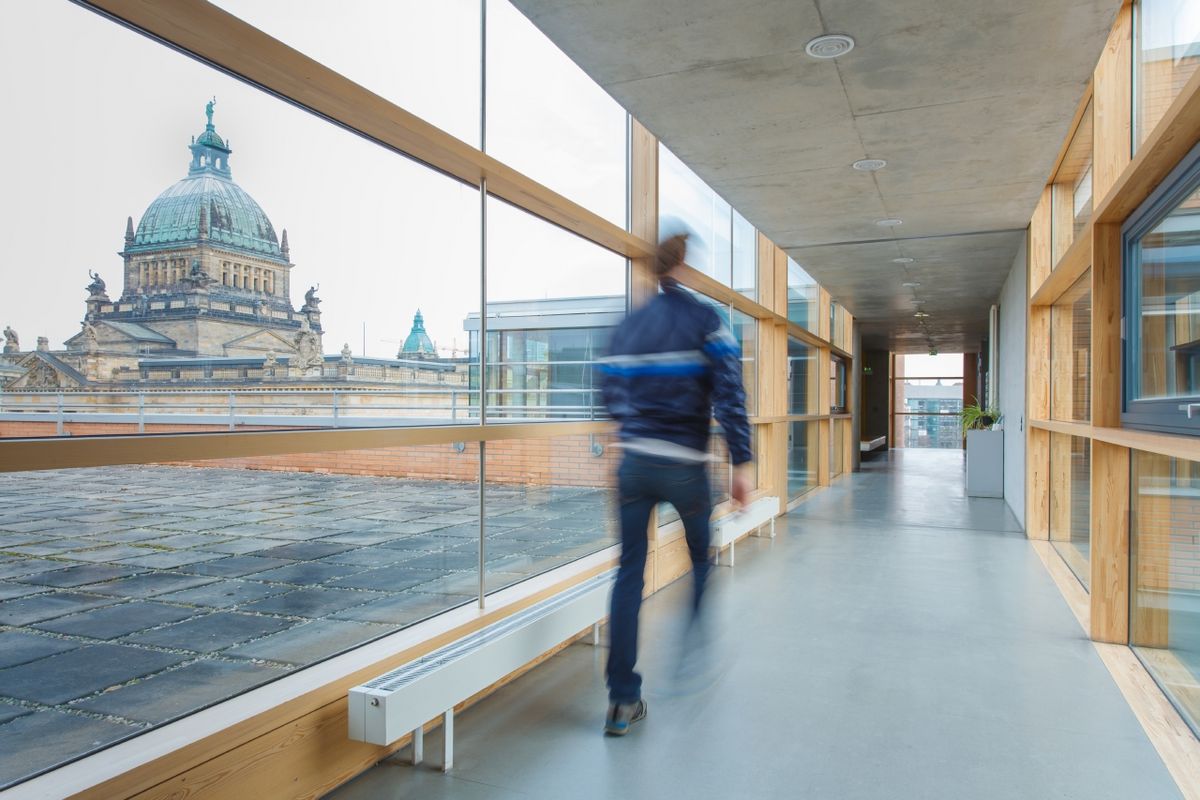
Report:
658,144,732,284
1050,271,1092,422
1049,433,1091,589
480,197,625,421
788,421,817,500
787,258,819,333
1131,451,1200,736
1124,151,1200,433
0,1,854,790
893,354,964,449
484,0,627,226
788,336,817,415
1051,100,1094,264
1135,0,1200,149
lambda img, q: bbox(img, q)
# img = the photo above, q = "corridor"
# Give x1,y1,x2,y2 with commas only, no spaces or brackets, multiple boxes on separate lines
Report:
329,450,1181,800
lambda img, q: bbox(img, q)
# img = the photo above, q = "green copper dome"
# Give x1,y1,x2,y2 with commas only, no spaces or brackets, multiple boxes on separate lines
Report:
128,102,285,262
400,310,436,357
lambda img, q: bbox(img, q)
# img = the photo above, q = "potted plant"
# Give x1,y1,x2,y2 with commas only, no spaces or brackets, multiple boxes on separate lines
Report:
960,400,1001,436
961,398,1003,498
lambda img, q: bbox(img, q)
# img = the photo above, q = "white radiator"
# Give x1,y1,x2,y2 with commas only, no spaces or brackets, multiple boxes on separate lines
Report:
711,495,779,565
348,569,614,766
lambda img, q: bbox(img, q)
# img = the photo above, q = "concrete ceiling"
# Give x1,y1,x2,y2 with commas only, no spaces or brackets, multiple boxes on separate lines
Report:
510,0,1118,352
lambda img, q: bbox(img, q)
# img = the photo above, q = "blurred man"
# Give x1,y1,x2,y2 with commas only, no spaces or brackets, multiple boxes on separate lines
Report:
598,233,752,736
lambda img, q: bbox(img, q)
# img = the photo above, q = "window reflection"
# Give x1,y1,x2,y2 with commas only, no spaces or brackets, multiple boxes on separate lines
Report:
1135,0,1200,148
787,258,819,333
1050,271,1092,422
1050,433,1091,589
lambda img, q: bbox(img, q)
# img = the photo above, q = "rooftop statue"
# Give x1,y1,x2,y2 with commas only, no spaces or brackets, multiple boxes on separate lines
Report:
304,284,321,309
86,270,107,297
206,97,216,127
3,325,18,353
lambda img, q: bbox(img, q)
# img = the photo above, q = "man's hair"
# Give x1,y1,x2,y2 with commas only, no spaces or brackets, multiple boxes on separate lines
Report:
654,233,688,277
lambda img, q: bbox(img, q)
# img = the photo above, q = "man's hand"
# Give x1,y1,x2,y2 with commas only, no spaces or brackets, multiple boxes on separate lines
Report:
731,463,753,509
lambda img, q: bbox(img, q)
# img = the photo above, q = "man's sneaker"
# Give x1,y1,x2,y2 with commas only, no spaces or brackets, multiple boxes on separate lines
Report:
604,699,647,736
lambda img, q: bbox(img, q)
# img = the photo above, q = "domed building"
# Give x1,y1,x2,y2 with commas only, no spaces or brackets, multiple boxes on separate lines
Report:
399,310,436,359
63,101,321,361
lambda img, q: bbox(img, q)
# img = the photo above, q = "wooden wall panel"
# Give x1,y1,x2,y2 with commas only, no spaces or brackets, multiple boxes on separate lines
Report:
1030,188,1054,294
630,120,658,308
1027,427,1051,540
1092,223,1123,427
1091,440,1130,643
1093,4,1133,202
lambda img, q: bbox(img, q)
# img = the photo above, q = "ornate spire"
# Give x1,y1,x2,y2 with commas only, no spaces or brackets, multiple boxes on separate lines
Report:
124,216,135,247
280,229,290,261
188,98,232,178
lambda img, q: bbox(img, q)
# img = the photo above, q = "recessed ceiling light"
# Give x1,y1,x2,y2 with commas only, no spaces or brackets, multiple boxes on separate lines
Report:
852,158,887,171
902,282,921,288
914,311,930,318
876,218,903,227
892,257,915,264
805,34,855,59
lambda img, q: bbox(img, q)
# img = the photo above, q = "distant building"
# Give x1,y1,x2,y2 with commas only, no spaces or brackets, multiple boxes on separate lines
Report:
901,381,963,449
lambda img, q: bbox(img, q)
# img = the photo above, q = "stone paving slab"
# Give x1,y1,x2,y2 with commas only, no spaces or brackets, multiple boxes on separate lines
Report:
240,587,380,618
0,705,31,726
176,555,294,578
13,564,137,588
33,601,200,640
74,660,290,724
251,562,364,586
331,591,474,626
329,565,447,593
125,612,294,653
83,573,217,598
0,710,136,787
155,579,291,609
227,619,392,665
0,643,187,705
0,631,81,669
0,592,119,626
206,537,289,554
0,559,65,580
259,542,355,561
0,583,46,601
116,550,226,570
317,547,415,568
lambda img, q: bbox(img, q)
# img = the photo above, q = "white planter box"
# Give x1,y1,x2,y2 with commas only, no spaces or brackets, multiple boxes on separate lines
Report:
966,429,1004,498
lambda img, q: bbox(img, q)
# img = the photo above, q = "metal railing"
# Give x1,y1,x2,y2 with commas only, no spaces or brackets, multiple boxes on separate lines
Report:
0,386,605,433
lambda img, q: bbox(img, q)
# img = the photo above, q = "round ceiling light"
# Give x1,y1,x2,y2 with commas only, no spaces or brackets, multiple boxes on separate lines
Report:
805,34,855,59
892,257,915,264
852,158,887,171
876,218,903,227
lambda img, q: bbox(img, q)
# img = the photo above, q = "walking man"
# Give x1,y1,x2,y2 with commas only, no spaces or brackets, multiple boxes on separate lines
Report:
598,233,753,735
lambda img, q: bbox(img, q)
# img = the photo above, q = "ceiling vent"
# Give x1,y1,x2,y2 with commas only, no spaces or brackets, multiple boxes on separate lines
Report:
805,34,855,59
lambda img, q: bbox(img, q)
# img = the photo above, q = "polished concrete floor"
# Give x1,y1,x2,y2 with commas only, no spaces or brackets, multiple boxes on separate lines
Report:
328,449,1183,800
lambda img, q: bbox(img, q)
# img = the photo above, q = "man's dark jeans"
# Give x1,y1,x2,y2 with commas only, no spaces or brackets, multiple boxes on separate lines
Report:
606,450,712,704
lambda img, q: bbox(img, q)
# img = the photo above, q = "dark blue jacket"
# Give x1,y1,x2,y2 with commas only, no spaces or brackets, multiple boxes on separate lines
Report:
599,279,752,465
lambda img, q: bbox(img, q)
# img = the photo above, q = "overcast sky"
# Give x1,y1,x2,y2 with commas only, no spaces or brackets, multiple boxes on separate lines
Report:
1,0,639,358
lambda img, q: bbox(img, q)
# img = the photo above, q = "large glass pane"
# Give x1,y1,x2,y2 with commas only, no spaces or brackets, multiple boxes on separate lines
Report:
1127,169,1200,431
480,197,626,421
0,442,478,788
211,0,482,146
658,144,732,285
485,0,627,226
1131,451,1200,736
788,337,817,416
732,210,757,301
830,356,848,414
892,354,964,449
787,258,819,333
1051,101,1094,264
1050,271,1092,422
731,309,758,417
1135,0,1200,149
788,421,817,500
1049,433,1091,589
0,2,481,438
483,433,617,594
